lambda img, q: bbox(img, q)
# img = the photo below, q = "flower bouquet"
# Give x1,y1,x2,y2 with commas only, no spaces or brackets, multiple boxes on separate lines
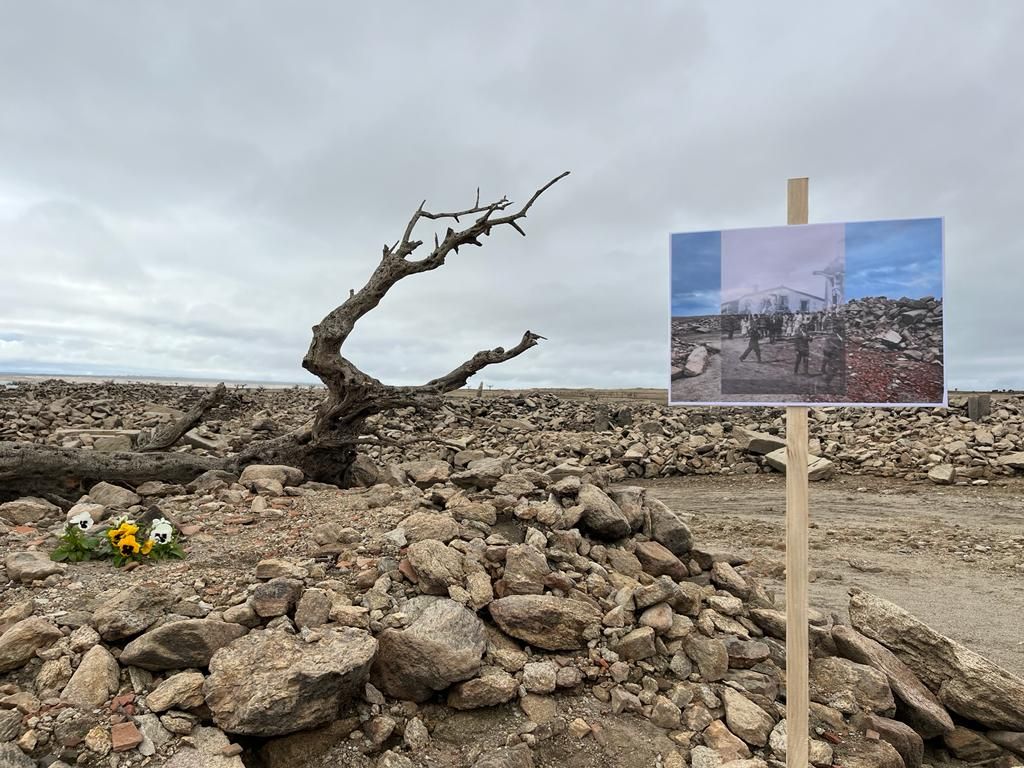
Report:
51,511,186,567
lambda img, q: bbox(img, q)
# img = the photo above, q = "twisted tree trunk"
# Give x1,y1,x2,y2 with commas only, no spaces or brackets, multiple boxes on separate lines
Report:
1,173,569,492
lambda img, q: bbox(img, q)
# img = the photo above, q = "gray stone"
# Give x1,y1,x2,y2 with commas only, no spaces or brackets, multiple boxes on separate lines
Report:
60,645,119,709
5,551,64,583
0,743,34,768
810,657,895,715
685,633,729,682
849,591,1024,730
371,597,485,702
927,464,956,485
400,511,460,543
832,624,953,737
146,671,206,712
0,617,62,673
488,595,601,651
721,687,774,747
88,481,142,508
501,544,549,595
407,540,464,595
294,589,332,629
399,459,451,488
92,584,182,641
447,670,519,709
0,497,58,525
252,578,303,617
238,464,304,488
204,627,376,736
763,448,835,481
164,725,246,768
645,498,694,556
120,620,247,671
577,483,630,539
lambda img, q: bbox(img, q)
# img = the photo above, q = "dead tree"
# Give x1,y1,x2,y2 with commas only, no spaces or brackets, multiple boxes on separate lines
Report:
0,172,569,491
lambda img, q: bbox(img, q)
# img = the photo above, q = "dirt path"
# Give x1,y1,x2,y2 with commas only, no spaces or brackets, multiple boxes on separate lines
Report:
640,474,1024,676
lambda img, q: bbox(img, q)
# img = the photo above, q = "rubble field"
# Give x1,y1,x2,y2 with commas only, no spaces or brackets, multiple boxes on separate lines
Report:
1,381,1022,768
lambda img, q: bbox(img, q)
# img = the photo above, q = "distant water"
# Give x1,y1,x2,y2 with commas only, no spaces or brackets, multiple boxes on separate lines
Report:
0,373,321,390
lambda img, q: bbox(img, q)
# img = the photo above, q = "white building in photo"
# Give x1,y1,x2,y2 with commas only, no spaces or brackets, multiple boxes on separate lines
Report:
721,285,826,315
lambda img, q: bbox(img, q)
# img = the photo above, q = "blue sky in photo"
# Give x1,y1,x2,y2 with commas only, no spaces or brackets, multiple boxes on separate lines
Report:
671,230,721,316
844,218,943,301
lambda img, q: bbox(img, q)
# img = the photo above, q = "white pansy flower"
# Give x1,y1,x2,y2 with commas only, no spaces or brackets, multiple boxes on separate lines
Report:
68,509,94,532
150,518,174,545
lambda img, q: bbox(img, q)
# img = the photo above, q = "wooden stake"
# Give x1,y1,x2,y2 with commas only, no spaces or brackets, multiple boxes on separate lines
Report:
786,176,810,768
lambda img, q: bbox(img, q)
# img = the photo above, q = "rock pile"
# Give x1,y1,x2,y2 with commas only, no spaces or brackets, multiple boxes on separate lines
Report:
841,297,944,364
1,454,1022,768
5,382,1024,495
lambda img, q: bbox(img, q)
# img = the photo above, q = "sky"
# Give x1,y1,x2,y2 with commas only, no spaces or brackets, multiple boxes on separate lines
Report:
720,223,844,306
1,2,1021,390
671,231,720,317
845,218,943,300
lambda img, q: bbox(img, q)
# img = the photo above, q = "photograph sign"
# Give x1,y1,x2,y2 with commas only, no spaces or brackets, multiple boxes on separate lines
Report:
670,218,945,406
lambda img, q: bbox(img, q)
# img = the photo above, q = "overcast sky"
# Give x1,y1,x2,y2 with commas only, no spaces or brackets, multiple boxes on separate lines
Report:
1,2,1021,390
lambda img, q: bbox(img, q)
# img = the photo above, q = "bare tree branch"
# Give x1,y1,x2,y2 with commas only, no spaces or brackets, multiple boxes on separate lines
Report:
137,382,227,452
302,171,569,386
416,330,547,393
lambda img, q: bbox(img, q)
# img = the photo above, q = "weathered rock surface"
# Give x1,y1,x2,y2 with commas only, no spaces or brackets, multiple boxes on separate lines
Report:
407,539,464,595
4,550,64,583
372,598,485,702
0,617,62,672
120,620,248,671
488,595,601,651
832,624,954,737
809,656,896,715
91,583,182,641
849,591,1024,730
60,645,119,709
577,483,630,539
204,627,376,736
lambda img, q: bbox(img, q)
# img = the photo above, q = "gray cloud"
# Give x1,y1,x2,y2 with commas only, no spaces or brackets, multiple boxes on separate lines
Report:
1,1,1021,390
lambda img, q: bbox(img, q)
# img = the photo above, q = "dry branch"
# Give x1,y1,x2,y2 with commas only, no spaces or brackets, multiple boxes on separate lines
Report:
137,382,227,452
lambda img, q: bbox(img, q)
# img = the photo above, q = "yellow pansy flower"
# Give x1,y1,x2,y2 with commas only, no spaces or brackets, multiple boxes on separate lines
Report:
118,535,140,556
141,539,154,555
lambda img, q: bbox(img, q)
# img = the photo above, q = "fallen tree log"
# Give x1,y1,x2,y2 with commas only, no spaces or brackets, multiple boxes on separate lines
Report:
0,441,228,489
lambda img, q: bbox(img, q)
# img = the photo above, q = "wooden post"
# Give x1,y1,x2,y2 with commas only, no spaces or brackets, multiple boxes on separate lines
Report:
786,177,810,768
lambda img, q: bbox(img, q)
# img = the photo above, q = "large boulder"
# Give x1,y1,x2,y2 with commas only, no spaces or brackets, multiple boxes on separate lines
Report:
372,598,485,702
120,620,248,671
832,625,954,737
0,617,63,672
204,627,376,736
644,498,694,556
809,657,895,716
489,595,600,651
849,591,1024,730
577,484,630,540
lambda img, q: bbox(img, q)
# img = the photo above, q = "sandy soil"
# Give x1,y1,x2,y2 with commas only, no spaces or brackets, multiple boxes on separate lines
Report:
641,474,1024,676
